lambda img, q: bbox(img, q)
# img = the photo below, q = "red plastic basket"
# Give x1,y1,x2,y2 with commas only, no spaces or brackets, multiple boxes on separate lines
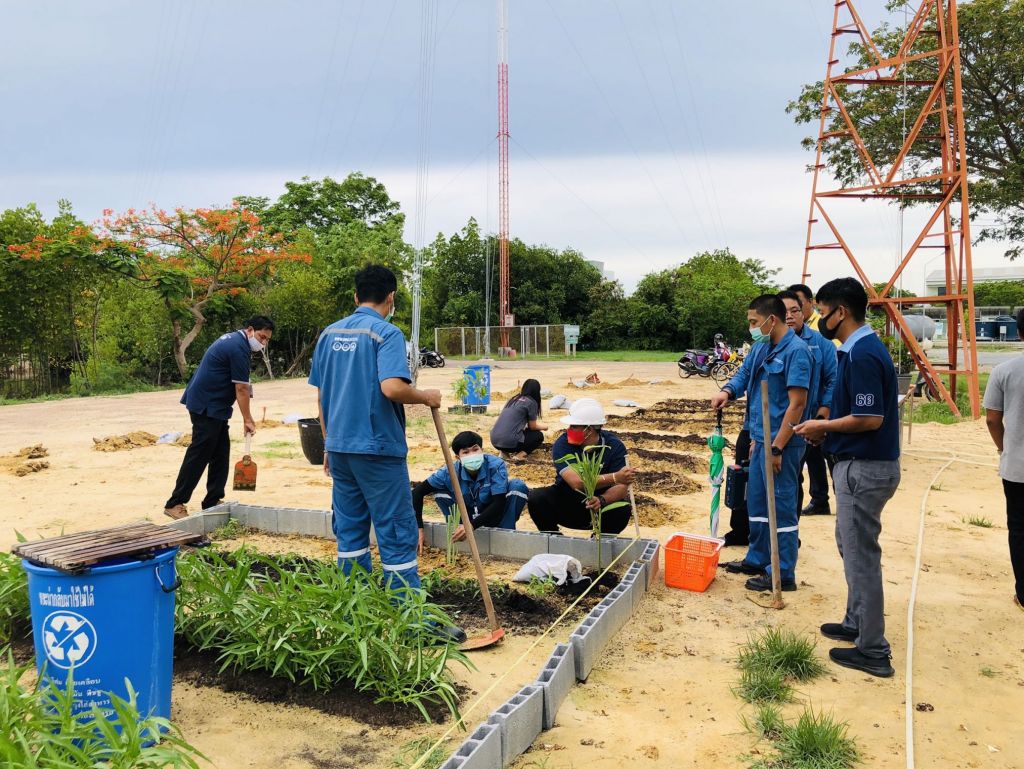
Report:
664,533,724,592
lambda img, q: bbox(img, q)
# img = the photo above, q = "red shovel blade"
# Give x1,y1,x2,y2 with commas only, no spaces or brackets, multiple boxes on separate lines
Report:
459,627,506,651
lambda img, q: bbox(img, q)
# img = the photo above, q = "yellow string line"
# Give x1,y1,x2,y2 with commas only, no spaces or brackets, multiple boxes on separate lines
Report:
409,534,643,769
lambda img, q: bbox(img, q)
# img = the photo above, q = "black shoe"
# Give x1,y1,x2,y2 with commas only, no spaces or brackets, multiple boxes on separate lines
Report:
801,502,831,516
829,647,894,678
820,622,858,642
722,531,748,547
744,574,797,592
722,559,764,575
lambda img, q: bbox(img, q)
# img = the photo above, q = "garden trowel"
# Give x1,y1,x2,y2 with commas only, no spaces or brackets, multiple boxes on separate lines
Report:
232,433,258,492
431,407,506,651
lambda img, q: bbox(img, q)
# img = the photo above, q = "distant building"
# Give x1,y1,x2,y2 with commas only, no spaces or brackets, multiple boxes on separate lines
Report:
925,265,1024,295
586,259,615,281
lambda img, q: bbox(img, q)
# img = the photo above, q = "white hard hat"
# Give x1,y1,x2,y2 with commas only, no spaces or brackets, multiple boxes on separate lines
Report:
560,397,606,426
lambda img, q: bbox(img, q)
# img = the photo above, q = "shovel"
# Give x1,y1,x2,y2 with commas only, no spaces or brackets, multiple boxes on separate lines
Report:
431,407,505,651
232,433,258,492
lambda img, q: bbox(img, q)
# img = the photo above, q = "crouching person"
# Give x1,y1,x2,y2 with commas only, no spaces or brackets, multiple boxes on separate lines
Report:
528,398,636,535
413,431,528,552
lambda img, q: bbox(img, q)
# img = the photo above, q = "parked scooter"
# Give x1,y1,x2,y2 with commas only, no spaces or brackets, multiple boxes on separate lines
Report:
677,334,740,385
418,347,446,368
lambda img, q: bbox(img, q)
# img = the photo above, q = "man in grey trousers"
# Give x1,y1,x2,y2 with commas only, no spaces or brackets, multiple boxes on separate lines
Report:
795,278,901,677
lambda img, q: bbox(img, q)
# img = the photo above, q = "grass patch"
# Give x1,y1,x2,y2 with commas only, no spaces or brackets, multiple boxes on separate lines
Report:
768,708,859,769
737,667,794,705
0,552,30,646
738,628,827,683
980,666,999,678
743,703,786,740
910,372,989,424
211,517,251,540
964,515,994,528
391,737,448,769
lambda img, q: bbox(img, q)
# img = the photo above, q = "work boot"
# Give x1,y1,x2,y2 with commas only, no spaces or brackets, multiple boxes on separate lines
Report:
163,504,188,520
722,559,764,575
829,647,894,678
744,574,797,592
801,502,831,516
820,622,858,642
722,530,748,547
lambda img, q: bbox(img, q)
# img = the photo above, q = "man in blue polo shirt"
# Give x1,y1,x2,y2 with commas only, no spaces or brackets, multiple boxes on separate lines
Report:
163,315,273,519
711,294,811,592
795,277,900,678
412,431,528,550
309,265,446,597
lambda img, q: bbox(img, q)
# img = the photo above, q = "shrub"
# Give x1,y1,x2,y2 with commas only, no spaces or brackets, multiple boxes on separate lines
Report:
0,552,30,646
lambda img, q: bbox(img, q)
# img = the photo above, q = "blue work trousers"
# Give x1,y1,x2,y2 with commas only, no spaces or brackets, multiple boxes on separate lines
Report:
434,479,528,529
745,441,804,582
329,451,420,591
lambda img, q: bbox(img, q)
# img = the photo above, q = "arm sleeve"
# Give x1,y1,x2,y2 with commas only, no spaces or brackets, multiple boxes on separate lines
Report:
412,480,443,528
472,494,508,529
982,368,1004,411
848,352,886,417
229,342,251,385
785,346,812,391
378,329,412,383
819,340,838,410
526,399,539,420
600,439,628,481
724,352,753,398
489,459,510,495
307,335,324,388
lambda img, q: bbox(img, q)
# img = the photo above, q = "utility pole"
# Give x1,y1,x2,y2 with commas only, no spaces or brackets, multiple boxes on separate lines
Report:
497,0,512,356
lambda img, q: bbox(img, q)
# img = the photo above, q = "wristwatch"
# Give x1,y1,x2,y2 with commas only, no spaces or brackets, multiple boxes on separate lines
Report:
770,446,783,457
596,494,607,508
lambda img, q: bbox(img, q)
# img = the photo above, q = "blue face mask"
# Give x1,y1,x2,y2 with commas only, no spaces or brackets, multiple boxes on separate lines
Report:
749,317,774,344
460,453,485,472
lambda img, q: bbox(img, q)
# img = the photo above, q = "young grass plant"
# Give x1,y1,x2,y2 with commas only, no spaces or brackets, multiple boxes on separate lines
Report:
964,515,994,528
737,667,793,705
0,654,204,768
0,552,30,646
445,512,459,567
771,708,859,769
555,445,630,570
742,703,786,740
738,627,827,684
175,549,471,722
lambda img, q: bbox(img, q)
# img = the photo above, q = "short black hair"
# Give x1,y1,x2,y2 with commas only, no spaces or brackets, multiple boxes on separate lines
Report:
787,283,815,303
748,294,787,321
816,278,868,322
355,264,398,304
777,290,801,304
451,431,483,453
244,315,275,332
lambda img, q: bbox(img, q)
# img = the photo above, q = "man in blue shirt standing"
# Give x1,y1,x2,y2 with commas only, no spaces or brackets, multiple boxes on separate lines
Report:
795,278,900,678
711,295,811,592
779,290,837,518
163,316,274,519
309,265,446,598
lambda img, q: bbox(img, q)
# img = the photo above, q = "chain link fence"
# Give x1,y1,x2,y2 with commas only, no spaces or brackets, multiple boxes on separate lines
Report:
433,325,568,359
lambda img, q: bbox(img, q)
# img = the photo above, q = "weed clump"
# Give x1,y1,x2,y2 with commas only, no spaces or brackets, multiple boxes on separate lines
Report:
738,627,827,686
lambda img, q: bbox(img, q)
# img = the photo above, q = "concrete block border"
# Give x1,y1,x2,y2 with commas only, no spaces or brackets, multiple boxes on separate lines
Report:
437,722,502,769
535,643,575,730
486,684,544,767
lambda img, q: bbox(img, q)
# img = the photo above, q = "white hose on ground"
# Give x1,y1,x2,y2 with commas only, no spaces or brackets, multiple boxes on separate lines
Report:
905,456,955,769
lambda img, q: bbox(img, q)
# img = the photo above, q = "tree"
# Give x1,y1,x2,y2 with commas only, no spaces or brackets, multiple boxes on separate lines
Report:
973,280,1024,308
787,0,1024,258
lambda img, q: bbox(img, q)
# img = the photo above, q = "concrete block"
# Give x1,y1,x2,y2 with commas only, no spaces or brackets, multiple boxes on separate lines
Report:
199,511,230,535
599,585,630,637
622,563,646,613
487,685,544,767
232,504,278,533
607,536,645,565
535,642,575,730
424,521,447,550
165,515,205,536
276,508,330,538
454,527,490,557
640,541,660,589
438,722,502,769
320,510,335,539
488,529,549,561
547,534,599,570
203,501,235,515
569,604,609,681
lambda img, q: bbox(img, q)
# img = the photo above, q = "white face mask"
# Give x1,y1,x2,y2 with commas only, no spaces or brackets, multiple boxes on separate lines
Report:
248,334,264,352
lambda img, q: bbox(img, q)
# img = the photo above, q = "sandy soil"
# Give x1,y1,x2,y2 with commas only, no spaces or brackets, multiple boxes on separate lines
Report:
2,360,1021,768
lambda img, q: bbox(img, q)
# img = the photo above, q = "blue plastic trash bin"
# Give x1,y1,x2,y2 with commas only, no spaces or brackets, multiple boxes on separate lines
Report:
462,364,491,406
23,546,179,722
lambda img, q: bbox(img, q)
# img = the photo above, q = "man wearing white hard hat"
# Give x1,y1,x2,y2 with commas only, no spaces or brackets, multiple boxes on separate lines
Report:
527,398,637,535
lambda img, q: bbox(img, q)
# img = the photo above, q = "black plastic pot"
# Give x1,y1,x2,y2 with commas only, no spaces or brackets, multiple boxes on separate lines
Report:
297,418,324,465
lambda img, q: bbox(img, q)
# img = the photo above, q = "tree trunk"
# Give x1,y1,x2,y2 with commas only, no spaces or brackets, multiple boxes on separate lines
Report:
171,318,189,380
169,301,208,380
284,335,318,377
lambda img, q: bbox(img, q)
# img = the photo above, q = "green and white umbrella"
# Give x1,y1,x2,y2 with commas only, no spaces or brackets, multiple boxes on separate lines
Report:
707,410,727,537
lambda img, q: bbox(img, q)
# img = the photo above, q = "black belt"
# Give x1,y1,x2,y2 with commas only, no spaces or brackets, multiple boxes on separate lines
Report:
827,453,859,464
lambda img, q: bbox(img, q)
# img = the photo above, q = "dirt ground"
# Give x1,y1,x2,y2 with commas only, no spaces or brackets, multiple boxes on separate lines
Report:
2,359,1021,768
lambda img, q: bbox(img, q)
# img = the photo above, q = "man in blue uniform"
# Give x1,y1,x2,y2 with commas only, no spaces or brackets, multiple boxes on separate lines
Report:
795,278,900,677
412,431,528,551
309,265,442,597
779,290,837,517
711,295,811,592
163,316,274,519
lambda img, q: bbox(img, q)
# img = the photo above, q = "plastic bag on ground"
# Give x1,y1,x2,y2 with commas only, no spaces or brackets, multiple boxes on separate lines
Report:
613,399,639,407
513,553,585,585
549,394,572,410
282,413,303,424
156,432,183,445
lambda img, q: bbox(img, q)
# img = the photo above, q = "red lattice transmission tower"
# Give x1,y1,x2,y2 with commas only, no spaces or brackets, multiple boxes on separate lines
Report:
802,0,980,418
497,0,512,353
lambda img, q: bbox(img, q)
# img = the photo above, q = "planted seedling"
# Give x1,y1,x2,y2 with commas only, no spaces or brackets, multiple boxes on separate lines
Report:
555,444,630,570
772,707,859,769
445,512,459,566
964,515,994,528
451,371,488,404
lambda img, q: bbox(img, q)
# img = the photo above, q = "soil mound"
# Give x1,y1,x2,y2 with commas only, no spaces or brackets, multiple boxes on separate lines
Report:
1,445,50,476
92,431,158,451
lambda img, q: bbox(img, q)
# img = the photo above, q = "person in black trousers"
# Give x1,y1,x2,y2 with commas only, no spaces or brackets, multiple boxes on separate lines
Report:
163,316,274,518
490,379,547,459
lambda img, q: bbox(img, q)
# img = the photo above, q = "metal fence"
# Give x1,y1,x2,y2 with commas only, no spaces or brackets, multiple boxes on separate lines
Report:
0,353,72,399
434,324,568,359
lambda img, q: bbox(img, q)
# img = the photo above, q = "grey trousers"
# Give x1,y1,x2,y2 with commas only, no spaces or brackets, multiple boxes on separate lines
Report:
833,458,901,658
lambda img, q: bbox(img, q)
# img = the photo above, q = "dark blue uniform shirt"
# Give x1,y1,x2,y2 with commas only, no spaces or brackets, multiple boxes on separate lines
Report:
825,324,900,461
427,453,510,511
551,430,628,486
181,330,251,421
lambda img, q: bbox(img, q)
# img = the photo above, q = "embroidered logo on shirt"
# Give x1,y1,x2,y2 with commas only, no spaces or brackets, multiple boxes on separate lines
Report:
855,393,875,407
332,338,358,353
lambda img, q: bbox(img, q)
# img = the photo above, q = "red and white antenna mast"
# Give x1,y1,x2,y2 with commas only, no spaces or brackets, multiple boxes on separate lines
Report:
497,0,512,354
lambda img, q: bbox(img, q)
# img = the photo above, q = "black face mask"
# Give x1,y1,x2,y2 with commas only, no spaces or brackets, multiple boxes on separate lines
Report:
818,307,841,341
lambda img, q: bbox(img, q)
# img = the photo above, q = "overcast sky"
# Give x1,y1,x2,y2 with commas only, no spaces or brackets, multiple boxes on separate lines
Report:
0,0,1008,295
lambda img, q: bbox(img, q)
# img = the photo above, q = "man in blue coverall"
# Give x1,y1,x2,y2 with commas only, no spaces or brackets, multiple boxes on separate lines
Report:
412,430,528,551
309,265,453,612
711,294,811,592
779,290,837,518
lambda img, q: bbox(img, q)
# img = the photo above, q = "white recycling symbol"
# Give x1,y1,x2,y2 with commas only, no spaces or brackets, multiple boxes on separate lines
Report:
41,611,97,669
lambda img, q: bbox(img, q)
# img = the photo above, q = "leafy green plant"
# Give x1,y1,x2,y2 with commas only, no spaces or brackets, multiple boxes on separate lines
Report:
0,552,30,646
390,737,448,769
737,667,793,705
445,513,459,567
210,518,250,540
0,654,204,768
770,708,859,769
964,515,994,529
555,445,630,570
743,703,786,740
525,576,556,598
737,628,827,684
174,549,472,721
451,371,488,404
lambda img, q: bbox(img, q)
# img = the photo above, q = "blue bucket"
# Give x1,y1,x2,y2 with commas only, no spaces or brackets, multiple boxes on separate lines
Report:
23,547,179,722
462,364,491,406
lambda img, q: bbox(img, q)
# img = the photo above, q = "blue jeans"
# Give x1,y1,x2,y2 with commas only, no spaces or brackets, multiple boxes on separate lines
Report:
434,479,528,529
329,452,420,591
745,441,804,581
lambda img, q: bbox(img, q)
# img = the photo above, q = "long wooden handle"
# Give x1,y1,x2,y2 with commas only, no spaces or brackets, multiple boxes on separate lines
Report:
760,380,784,609
431,408,500,631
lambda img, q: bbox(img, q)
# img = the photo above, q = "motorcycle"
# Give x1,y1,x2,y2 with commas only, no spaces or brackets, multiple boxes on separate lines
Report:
418,347,446,368
677,342,740,385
